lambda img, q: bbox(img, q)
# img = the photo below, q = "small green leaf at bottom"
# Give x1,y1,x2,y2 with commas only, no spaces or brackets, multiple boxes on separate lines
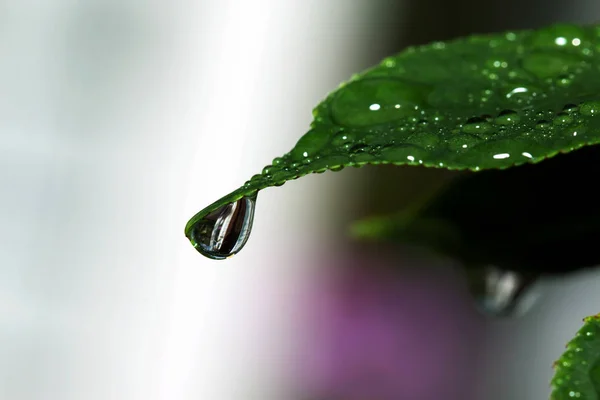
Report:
551,314,600,400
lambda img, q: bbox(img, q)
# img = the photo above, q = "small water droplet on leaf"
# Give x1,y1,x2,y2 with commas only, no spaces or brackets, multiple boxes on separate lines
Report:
330,78,431,127
553,112,574,126
580,101,600,116
494,110,520,125
462,117,493,134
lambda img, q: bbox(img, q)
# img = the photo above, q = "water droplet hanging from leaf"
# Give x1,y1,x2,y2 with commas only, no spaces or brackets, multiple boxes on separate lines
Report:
186,22,600,261
188,194,257,260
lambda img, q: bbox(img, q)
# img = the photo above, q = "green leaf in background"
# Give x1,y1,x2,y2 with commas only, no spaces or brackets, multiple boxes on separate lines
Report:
349,145,600,275
349,144,600,315
186,22,600,260
551,314,600,400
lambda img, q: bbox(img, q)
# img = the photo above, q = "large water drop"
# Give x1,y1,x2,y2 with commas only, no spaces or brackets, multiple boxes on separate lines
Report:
188,194,257,260
467,266,540,317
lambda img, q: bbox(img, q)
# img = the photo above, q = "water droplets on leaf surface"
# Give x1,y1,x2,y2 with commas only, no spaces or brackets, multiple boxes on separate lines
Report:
553,112,573,126
447,134,481,151
330,78,431,127
505,86,532,102
462,117,493,134
188,195,257,260
331,131,355,147
290,129,330,160
494,110,520,125
551,313,600,399
186,22,600,264
580,101,600,116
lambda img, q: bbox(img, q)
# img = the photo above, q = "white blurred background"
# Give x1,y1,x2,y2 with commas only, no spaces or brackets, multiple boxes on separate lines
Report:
0,1,392,399
1,1,600,400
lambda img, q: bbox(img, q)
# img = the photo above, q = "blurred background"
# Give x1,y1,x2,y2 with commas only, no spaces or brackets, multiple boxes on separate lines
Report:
1,1,600,399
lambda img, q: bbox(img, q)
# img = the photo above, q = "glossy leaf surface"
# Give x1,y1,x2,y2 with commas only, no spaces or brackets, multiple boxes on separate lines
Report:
186,22,600,257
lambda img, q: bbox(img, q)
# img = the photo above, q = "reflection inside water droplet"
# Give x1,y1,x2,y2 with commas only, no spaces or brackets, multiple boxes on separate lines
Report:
188,194,257,260
506,86,528,98
467,266,541,317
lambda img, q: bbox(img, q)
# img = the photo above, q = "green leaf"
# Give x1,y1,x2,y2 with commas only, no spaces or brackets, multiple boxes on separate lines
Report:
349,144,600,275
186,22,600,259
551,314,600,400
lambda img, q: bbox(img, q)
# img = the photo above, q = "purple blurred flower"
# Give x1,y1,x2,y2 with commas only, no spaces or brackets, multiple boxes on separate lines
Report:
294,245,484,400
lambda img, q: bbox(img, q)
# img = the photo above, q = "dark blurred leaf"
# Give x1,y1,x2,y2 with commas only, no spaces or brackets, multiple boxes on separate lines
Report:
351,144,600,275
